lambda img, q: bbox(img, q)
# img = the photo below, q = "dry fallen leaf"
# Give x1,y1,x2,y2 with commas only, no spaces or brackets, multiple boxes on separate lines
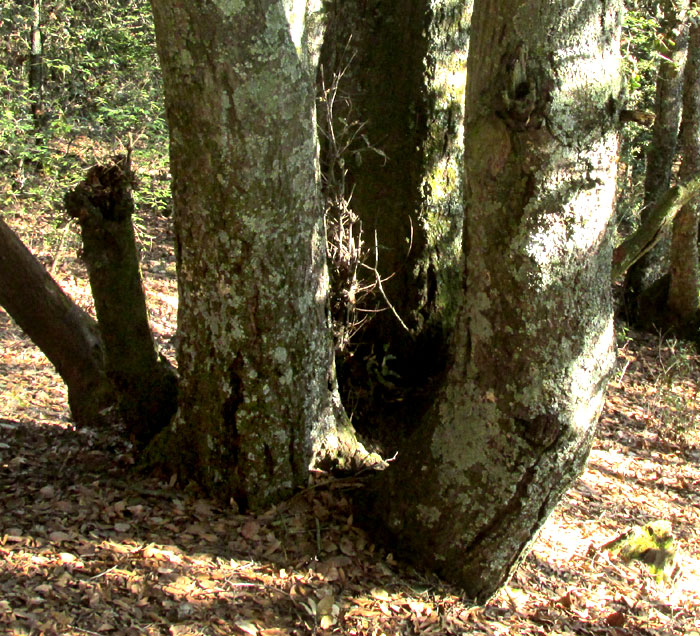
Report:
39,485,55,498
240,520,260,540
606,610,626,626
316,593,336,616
235,619,259,635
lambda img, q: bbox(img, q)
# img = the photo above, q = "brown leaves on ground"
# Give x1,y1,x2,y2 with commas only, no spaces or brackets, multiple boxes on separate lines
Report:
2,209,700,635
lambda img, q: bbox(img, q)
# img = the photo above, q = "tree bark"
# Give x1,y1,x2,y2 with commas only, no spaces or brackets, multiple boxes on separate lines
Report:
625,0,689,306
319,0,472,444
29,0,43,129
0,216,114,426
321,0,471,335
362,0,624,602
667,11,700,323
64,155,177,443
150,0,371,510
612,173,700,283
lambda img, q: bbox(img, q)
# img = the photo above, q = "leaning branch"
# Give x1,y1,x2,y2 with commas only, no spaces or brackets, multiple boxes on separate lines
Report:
0,216,114,425
612,173,700,283
619,109,655,127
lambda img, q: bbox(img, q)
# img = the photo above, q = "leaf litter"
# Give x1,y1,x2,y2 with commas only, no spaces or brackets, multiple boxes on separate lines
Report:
1,208,700,635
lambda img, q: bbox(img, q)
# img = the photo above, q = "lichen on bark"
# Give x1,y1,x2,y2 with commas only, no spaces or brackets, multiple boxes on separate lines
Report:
362,0,625,603
151,0,367,509
668,15,700,324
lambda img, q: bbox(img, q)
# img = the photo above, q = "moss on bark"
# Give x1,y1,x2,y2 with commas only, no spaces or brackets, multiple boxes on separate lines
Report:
319,0,471,446
361,0,625,602
668,18,700,324
625,0,689,310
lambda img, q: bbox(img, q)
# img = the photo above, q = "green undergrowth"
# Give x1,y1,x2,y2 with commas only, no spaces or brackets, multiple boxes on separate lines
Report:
605,520,678,583
0,0,169,251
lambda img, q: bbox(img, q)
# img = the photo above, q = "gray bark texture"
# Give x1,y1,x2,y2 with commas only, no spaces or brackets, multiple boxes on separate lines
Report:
362,0,624,602
150,0,368,510
625,0,689,304
29,0,43,127
668,11,700,323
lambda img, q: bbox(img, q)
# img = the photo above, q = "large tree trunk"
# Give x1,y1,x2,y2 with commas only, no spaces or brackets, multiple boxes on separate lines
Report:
150,0,369,510
625,0,689,311
668,12,700,323
362,0,624,602
64,155,177,443
0,217,114,426
319,0,472,444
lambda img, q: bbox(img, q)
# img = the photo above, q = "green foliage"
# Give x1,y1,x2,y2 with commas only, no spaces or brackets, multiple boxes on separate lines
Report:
622,9,663,100
615,321,633,348
615,6,662,233
0,0,169,237
38,0,165,138
657,335,696,386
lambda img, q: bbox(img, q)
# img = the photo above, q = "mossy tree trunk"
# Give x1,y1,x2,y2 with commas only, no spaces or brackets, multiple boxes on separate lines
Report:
150,0,626,602
150,0,368,510
319,0,472,442
65,155,177,443
0,216,114,426
668,11,700,323
612,173,700,282
362,0,624,602
625,0,689,312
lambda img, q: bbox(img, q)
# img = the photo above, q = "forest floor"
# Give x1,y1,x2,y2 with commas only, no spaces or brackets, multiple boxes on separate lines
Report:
2,204,700,636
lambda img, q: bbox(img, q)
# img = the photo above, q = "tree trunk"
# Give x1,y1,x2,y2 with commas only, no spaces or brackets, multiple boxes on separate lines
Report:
0,217,114,426
64,155,177,443
319,0,472,443
362,0,624,602
668,12,700,323
150,0,370,510
29,0,43,129
625,0,689,309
